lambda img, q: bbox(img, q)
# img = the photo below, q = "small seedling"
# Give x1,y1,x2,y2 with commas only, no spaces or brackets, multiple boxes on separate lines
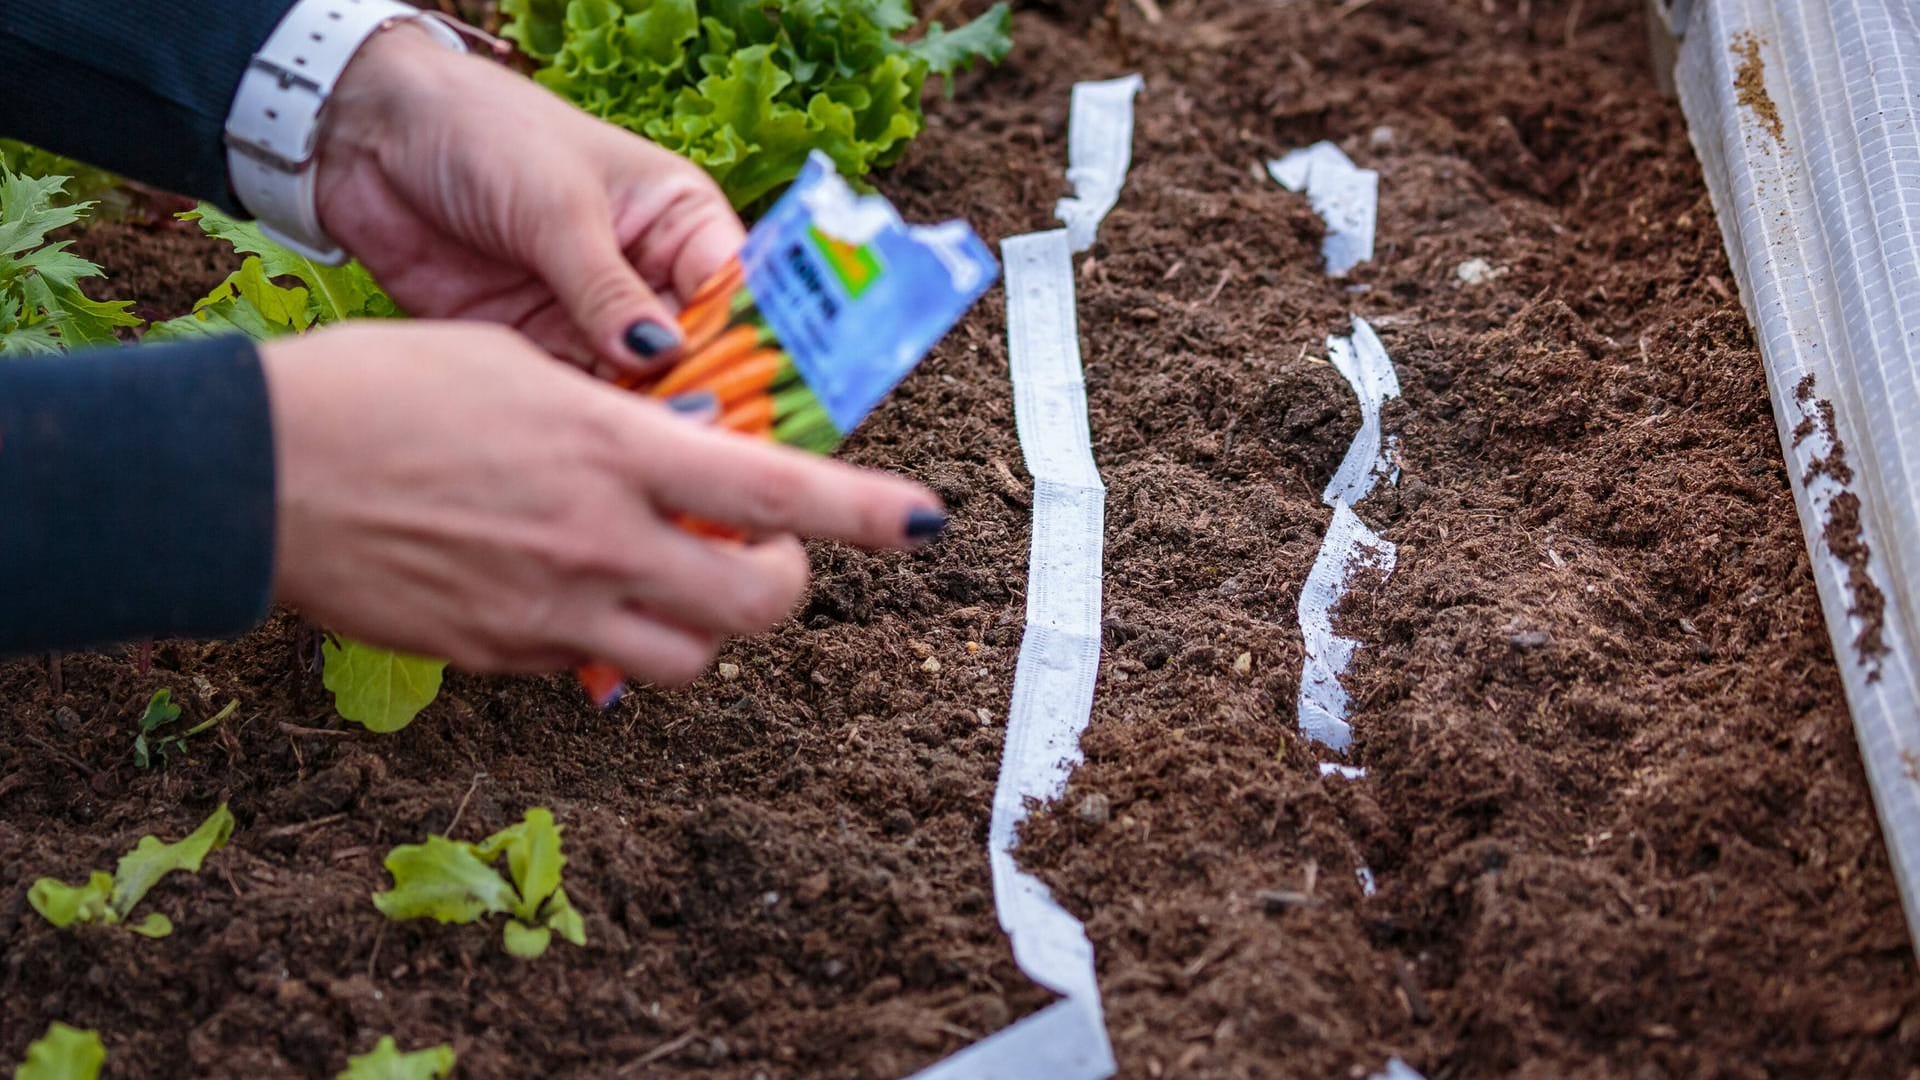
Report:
373,807,585,959
12,1023,104,1080
337,1037,454,1080
132,691,237,768
28,805,235,938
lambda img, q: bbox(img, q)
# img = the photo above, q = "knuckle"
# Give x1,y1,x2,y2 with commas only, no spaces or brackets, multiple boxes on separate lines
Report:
735,463,810,529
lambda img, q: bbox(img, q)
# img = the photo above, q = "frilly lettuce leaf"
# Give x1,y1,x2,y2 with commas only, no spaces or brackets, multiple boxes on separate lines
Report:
506,0,1012,210
13,1023,106,1080
336,1037,456,1080
372,808,587,959
320,638,446,734
27,805,235,938
371,836,519,924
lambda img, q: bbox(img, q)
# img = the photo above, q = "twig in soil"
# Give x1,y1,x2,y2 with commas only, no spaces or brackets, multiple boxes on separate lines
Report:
265,812,349,838
1392,957,1434,1024
1201,268,1233,306
1256,890,1316,913
367,922,387,980
1129,0,1163,25
277,721,355,739
22,733,94,778
1179,936,1239,981
1333,0,1381,20
445,772,490,836
46,652,61,695
1563,0,1584,47
619,1031,700,1073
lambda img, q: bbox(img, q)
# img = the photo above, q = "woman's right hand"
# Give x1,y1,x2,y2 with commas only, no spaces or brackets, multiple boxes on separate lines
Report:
258,322,945,684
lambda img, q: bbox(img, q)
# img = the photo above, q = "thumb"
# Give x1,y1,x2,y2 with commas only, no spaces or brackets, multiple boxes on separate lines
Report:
536,217,683,376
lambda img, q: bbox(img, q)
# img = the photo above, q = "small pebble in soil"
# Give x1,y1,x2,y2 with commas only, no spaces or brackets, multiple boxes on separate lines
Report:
717,662,740,680
1509,629,1551,651
1233,651,1253,675
965,640,981,654
1369,125,1396,149
1076,792,1111,826
1455,257,1508,286
921,655,942,674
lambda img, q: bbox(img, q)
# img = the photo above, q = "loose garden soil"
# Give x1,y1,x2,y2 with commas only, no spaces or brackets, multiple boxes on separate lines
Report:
5,1,1918,1078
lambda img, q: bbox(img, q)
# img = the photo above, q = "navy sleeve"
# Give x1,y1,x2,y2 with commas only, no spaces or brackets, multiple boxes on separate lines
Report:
0,0,298,209
0,339,278,653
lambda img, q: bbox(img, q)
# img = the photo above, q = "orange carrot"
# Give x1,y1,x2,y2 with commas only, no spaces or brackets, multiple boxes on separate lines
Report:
719,392,776,434
677,294,733,356
686,257,743,308
690,349,785,407
651,324,767,397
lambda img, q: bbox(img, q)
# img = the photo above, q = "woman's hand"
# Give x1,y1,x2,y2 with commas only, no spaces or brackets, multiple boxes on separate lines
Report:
312,24,740,379
260,322,945,684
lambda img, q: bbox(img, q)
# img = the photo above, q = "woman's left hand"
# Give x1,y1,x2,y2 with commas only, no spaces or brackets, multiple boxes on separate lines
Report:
312,22,745,379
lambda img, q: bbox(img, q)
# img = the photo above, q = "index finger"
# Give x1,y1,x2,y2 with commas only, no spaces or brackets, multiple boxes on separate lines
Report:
627,408,947,549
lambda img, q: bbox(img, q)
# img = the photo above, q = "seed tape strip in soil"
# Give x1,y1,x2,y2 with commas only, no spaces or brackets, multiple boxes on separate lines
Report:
908,75,1140,1080
1666,0,1920,957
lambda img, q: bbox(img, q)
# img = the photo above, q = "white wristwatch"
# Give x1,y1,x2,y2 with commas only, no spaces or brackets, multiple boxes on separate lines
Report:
223,0,473,265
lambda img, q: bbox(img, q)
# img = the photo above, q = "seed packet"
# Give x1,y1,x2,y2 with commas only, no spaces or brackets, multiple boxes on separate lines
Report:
580,152,999,705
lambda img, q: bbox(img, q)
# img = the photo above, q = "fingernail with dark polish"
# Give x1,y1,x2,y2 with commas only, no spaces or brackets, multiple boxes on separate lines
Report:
667,391,718,416
905,508,949,544
625,319,680,359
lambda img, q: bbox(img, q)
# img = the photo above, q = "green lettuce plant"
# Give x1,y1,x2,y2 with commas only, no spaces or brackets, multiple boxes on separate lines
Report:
373,807,586,959
0,168,139,355
501,0,1012,209
337,1037,455,1080
12,1023,105,1080
28,805,235,939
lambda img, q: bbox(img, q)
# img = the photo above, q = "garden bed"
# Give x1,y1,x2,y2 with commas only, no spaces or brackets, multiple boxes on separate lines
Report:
4,0,1917,1077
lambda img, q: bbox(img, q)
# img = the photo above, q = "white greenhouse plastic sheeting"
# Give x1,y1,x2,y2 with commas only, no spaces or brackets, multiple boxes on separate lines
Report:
908,75,1141,1080
1668,0,1920,957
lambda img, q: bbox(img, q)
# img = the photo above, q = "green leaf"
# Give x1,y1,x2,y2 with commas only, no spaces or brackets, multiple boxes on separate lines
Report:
543,886,588,947
27,871,114,929
498,807,565,920
139,689,181,733
322,638,446,733
109,804,235,921
501,919,552,959
183,206,394,324
0,167,137,355
13,1022,105,1080
905,3,1012,76
147,257,314,343
336,1036,456,1080
503,0,1010,210
372,836,519,925
499,0,571,61
127,912,174,938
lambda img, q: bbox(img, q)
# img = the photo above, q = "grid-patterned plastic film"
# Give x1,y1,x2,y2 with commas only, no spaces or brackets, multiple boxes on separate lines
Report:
1673,0,1920,958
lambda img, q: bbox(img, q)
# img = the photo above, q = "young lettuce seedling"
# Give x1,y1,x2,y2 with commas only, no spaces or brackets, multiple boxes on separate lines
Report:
132,690,239,768
11,1022,105,1080
28,804,235,938
336,1037,455,1080
372,807,586,959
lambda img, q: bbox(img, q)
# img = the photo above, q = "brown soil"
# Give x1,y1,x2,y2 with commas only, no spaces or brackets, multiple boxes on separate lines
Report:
5,2,1917,1079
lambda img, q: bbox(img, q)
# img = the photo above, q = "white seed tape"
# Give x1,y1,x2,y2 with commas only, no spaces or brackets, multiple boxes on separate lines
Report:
1297,503,1397,753
908,230,1114,1080
1268,141,1379,276
1673,0,1920,960
914,72,1142,1079
1323,317,1402,506
1055,74,1146,253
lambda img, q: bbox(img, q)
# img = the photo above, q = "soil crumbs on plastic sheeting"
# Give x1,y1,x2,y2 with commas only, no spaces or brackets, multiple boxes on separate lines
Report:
3,2,1917,1079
